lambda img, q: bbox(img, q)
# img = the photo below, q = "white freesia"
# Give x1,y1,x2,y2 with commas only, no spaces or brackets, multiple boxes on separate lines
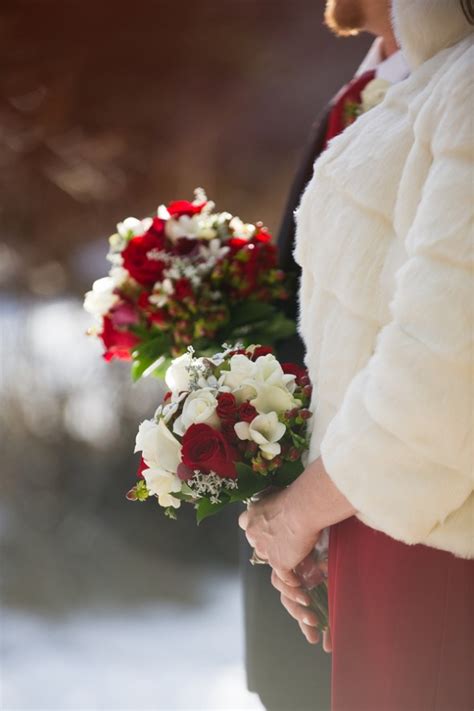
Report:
142,465,182,508
199,238,230,262
173,389,219,437
234,412,286,460
229,216,256,241
253,354,296,390
165,214,202,241
117,217,144,239
220,354,256,390
109,265,128,286
135,418,182,473
251,383,300,415
83,277,118,317
165,352,193,392
232,382,259,405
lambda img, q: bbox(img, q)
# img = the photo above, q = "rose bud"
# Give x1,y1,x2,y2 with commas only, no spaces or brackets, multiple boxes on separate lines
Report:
287,447,300,462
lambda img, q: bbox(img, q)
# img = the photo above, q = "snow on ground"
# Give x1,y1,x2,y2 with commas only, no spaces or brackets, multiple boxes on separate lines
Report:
0,576,263,711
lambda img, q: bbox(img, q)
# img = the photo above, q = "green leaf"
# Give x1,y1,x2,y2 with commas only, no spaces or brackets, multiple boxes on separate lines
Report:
130,333,173,382
227,301,276,329
253,313,296,342
228,462,267,502
132,333,172,361
272,459,305,487
196,498,228,524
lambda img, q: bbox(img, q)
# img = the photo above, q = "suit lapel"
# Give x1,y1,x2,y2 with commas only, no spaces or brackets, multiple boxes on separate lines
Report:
276,107,331,273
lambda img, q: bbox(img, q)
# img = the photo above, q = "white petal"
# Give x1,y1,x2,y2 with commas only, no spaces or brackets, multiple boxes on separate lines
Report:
234,421,251,441
158,493,181,508
260,442,281,460
251,384,297,415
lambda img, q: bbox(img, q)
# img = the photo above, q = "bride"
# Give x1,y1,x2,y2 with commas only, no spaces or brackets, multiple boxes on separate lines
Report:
240,0,474,708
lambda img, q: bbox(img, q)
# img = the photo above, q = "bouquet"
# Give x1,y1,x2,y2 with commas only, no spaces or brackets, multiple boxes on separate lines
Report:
83,190,295,380
127,344,328,629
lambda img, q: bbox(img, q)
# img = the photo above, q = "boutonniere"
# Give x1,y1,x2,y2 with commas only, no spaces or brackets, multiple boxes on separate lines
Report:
342,77,392,127
360,77,392,113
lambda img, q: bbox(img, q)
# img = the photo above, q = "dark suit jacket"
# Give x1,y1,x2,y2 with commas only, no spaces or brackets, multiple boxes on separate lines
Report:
241,108,332,711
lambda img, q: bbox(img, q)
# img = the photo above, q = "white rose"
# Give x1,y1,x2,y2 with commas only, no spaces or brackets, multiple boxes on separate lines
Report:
83,277,118,318
235,412,286,460
142,465,182,508
220,354,256,390
135,418,182,474
165,353,193,392
361,78,391,113
251,383,300,415
173,389,219,437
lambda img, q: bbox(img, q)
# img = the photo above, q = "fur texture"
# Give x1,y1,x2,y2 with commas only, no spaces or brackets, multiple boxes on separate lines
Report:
294,1,474,558
392,0,472,68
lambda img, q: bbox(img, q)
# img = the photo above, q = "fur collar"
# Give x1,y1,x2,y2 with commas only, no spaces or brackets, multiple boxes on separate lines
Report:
393,0,472,68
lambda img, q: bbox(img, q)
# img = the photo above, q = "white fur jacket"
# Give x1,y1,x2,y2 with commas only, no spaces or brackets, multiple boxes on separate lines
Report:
294,0,473,558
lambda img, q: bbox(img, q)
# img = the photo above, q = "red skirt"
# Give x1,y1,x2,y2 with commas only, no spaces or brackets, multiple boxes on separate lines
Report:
328,517,474,711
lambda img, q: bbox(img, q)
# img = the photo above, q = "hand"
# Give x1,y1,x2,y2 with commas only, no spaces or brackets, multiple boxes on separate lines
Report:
270,562,321,645
270,554,333,649
239,486,321,586
239,457,356,584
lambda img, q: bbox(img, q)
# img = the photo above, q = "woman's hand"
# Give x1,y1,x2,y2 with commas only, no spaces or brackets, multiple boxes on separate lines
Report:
239,457,356,577
239,486,321,585
271,561,333,650
239,457,357,642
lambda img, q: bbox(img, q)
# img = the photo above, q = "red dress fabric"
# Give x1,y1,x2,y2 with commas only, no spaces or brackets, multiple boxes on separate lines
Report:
328,516,474,711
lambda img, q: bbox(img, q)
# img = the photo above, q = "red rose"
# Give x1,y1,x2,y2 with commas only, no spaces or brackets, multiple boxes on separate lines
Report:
100,316,140,361
216,392,238,420
220,420,239,445
238,403,257,423
281,362,307,382
167,200,207,218
149,308,168,326
137,292,151,310
250,345,273,360
147,217,167,239
253,226,272,244
110,301,140,327
122,227,167,286
173,277,194,301
173,237,199,256
181,423,237,479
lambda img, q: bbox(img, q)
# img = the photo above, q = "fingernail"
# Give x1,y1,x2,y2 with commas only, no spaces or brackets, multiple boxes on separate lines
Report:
297,595,309,606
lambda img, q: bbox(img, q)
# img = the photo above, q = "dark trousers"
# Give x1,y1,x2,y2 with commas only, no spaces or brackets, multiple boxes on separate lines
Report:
241,530,331,711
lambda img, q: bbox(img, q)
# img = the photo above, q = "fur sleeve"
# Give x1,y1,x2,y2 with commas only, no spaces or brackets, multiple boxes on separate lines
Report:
320,66,474,550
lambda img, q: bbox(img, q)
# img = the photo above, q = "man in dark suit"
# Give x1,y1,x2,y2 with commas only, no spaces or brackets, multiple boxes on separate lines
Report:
242,1,407,709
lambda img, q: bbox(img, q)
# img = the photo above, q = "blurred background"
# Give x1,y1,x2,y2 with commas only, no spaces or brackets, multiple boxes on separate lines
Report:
0,1,369,709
